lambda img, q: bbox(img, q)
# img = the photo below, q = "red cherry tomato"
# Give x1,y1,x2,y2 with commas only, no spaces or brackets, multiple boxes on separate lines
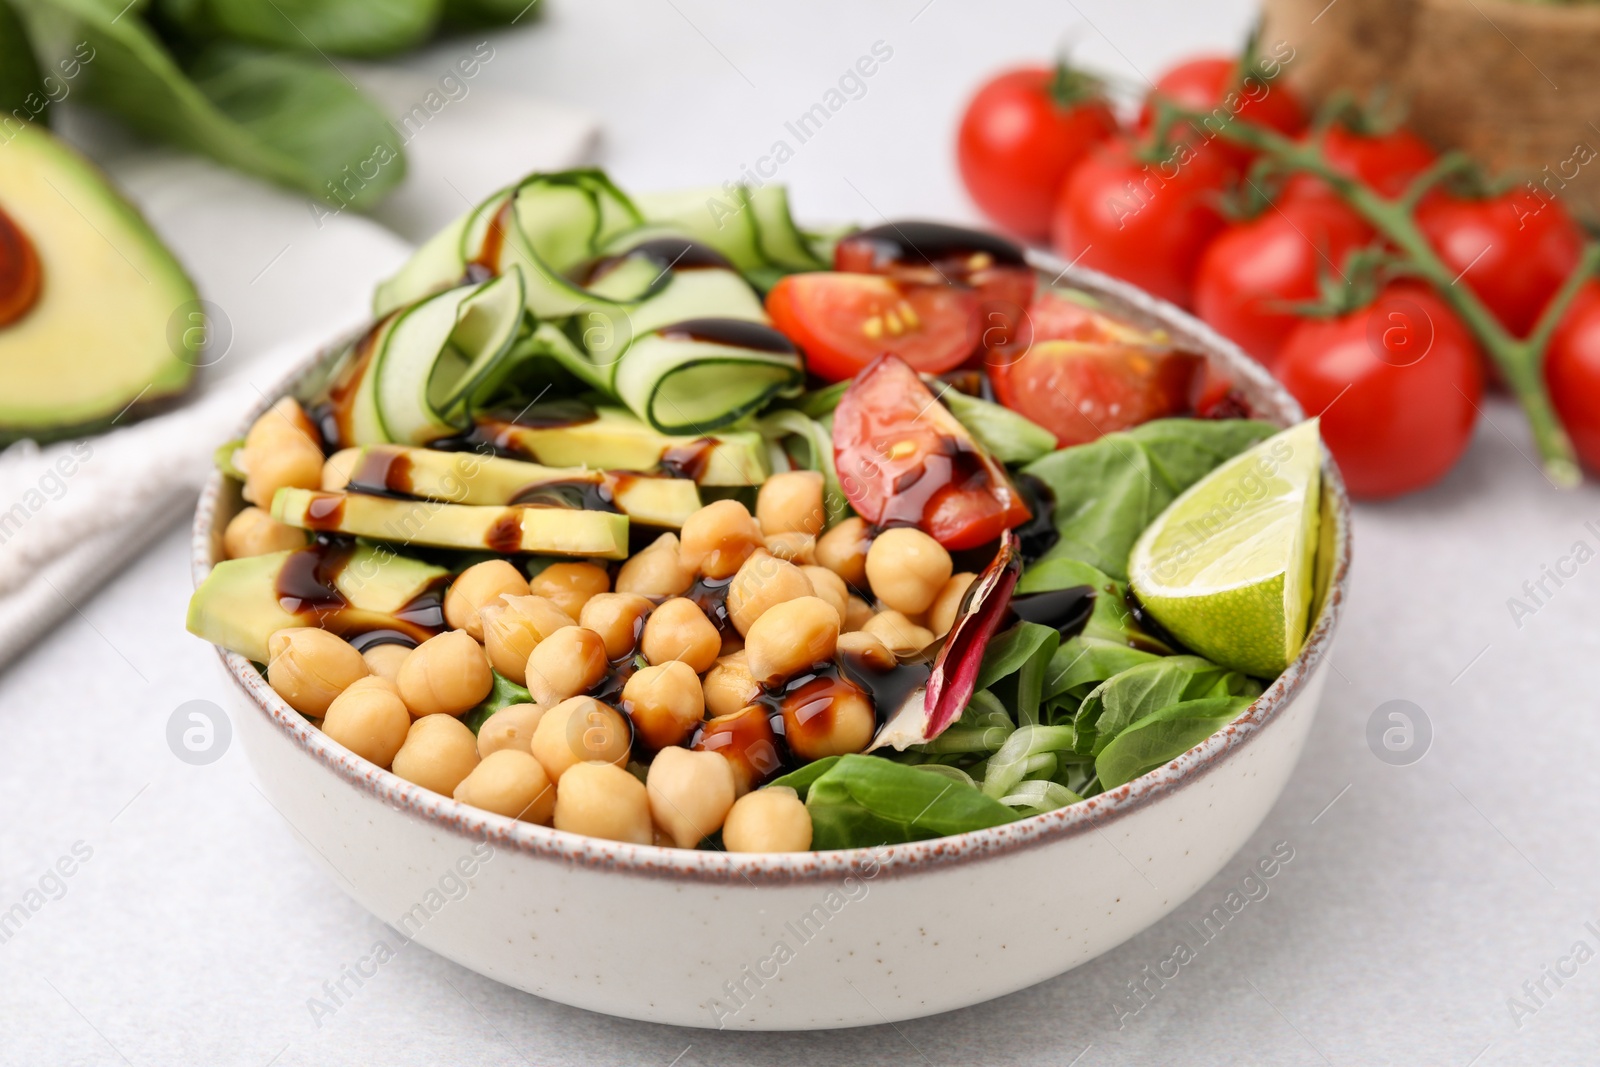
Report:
1283,124,1437,202
1276,284,1483,498
1416,190,1584,338
1137,54,1306,164
1193,195,1375,368
833,221,1037,350
833,354,1031,549
957,66,1120,240
1545,280,1600,473
987,289,1204,446
765,272,980,382
1051,137,1233,307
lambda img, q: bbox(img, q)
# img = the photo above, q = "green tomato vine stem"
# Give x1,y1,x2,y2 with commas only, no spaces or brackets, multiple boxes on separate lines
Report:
1155,102,1592,487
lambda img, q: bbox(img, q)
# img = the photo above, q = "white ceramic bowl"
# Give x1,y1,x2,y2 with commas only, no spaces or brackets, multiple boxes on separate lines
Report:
193,253,1349,1030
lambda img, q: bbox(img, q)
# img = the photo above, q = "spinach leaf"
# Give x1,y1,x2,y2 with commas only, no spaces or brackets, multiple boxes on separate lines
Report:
461,671,530,734
766,756,841,801
1016,557,1169,652
1021,418,1277,580
156,0,440,57
1095,695,1255,789
15,0,404,208
933,383,1056,464
1044,638,1162,705
0,0,44,122
805,754,1018,849
975,620,1058,692
441,0,539,27
1075,656,1258,757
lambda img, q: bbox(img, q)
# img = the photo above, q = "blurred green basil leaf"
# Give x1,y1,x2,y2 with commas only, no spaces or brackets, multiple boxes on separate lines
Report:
441,0,538,28
0,0,47,123
155,0,441,58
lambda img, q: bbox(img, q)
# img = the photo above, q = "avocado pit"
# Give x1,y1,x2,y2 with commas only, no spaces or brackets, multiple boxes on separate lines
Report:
0,203,40,327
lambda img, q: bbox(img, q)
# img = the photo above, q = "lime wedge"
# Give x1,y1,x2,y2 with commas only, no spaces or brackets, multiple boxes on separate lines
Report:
1128,420,1322,677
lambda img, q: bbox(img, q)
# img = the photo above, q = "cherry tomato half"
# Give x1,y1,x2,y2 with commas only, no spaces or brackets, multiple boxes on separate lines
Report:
1194,194,1375,368
1545,280,1600,474
1417,189,1584,339
833,354,1030,549
957,65,1120,240
1052,137,1233,308
988,289,1204,446
765,272,980,382
1276,284,1483,498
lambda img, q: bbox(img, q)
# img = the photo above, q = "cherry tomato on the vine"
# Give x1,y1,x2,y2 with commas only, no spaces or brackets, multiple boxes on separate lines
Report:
765,272,980,383
1545,280,1600,473
957,65,1120,240
1137,53,1306,165
1051,137,1233,308
1276,284,1483,498
1283,124,1437,203
1416,189,1584,339
1194,194,1375,368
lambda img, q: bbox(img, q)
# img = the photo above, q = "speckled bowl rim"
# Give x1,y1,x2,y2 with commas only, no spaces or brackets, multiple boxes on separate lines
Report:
193,252,1350,886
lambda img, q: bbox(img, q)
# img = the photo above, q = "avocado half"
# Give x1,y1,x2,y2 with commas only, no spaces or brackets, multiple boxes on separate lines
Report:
0,123,200,442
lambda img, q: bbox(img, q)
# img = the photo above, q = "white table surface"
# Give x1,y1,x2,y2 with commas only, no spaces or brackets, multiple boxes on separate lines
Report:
4,2,1599,1063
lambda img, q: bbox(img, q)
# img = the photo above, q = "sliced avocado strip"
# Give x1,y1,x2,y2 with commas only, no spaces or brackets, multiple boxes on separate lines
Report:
0,124,200,442
480,406,768,486
186,543,449,663
344,445,702,527
272,488,630,559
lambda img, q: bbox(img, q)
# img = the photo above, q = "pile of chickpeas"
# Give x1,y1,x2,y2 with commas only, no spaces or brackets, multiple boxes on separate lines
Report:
228,401,977,852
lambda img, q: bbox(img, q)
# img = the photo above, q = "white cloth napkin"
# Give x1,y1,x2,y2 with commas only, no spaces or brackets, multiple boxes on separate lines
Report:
0,74,599,669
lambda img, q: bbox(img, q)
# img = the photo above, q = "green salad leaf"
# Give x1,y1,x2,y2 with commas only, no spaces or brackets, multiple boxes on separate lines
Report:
1094,695,1256,789
0,0,45,122
16,0,405,207
932,383,1056,464
461,671,530,734
156,0,442,57
805,754,1018,849
1073,656,1259,758
1022,418,1278,580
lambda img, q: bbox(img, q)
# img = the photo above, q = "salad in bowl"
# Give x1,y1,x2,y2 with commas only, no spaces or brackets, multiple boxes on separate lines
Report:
188,168,1336,858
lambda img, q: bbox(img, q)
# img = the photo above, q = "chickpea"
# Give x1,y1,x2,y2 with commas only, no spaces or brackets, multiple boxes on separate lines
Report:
523,626,609,707
444,560,530,640
725,551,814,637
816,516,872,588
693,704,780,796
397,630,492,718
453,749,555,824
320,447,361,491
615,532,694,597
476,702,548,758
863,610,935,658
723,787,813,853
266,627,369,717
646,747,736,848
800,566,849,627
479,594,572,683
865,527,952,616
528,561,611,621
321,676,410,767
578,592,653,660
783,678,875,761
703,653,759,718
927,572,977,638
844,595,875,633
223,506,306,559
553,761,653,844
640,597,721,674
837,630,896,671
240,397,324,508
621,661,704,750
763,532,816,564
529,696,630,782
360,642,411,683
678,499,762,579
756,470,825,536
745,596,839,685
391,714,480,796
